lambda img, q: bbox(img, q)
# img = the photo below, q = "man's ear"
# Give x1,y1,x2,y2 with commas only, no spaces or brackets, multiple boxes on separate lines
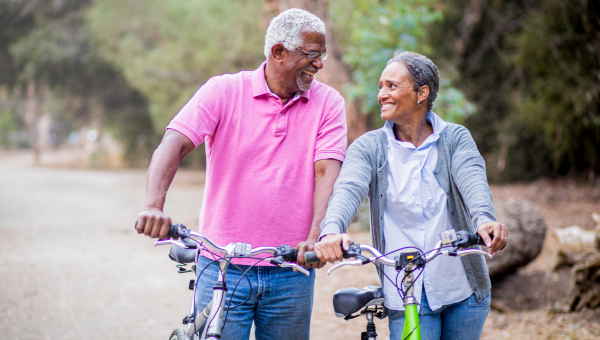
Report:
271,43,286,63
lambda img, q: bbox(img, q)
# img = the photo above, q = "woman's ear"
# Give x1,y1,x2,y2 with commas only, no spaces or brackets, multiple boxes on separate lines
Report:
418,85,430,105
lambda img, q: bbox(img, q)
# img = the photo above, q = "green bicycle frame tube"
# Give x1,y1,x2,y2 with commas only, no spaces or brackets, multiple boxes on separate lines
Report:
402,303,421,340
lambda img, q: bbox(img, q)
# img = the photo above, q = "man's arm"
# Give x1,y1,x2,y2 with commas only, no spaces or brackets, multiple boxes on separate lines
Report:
295,159,341,268
136,129,195,239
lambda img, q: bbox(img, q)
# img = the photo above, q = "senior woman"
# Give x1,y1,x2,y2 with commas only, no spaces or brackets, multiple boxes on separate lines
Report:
314,51,508,340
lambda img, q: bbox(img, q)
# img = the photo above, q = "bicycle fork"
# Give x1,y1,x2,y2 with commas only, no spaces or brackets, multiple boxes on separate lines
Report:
402,263,421,340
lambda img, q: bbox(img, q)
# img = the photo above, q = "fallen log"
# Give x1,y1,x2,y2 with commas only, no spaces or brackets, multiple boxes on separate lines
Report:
486,199,547,278
553,225,596,269
560,213,600,311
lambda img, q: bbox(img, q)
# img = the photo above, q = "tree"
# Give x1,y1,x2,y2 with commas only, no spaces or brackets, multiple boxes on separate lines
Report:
428,0,600,180
1,0,157,164
87,0,265,134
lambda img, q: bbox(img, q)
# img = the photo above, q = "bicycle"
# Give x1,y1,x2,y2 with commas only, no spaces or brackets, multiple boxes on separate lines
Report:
148,223,309,340
304,229,492,340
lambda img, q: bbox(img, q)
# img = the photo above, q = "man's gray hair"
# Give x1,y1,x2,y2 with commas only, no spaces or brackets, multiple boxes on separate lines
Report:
387,51,439,111
264,8,326,59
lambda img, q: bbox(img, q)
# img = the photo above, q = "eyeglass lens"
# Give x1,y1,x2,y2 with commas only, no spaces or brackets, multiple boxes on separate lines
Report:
308,51,329,61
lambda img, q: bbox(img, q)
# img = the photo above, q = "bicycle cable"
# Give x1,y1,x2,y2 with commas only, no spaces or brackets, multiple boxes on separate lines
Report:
194,247,255,336
193,245,289,335
220,255,277,332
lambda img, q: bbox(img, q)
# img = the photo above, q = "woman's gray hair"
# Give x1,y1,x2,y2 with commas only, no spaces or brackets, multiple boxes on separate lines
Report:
264,9,326,59
387,51,439,111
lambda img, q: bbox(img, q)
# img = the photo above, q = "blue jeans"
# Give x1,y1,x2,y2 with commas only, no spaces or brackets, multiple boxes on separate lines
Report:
388,288,490,340
194,256,315,340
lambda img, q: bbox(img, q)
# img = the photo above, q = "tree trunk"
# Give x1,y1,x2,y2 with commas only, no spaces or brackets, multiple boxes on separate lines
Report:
261,0,368,142
486,199,547,279
25,80,41,165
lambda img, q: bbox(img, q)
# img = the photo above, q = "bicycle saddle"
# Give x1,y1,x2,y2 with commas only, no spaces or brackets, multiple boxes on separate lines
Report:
332,285,384,318
169,245,197,263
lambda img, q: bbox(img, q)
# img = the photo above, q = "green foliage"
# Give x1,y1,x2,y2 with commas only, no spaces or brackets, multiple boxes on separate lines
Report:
331,0,473,126
86,0,265,133
435,78,476,123
0,108,19,148
428,0,600,180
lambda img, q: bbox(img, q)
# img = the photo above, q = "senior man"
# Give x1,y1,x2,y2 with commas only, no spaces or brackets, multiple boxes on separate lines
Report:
135,8,347,340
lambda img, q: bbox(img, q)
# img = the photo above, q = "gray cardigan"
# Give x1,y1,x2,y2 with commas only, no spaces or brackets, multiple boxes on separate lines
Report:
320,123,496,303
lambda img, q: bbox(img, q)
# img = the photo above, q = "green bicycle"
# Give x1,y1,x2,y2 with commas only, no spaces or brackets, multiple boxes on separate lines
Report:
305,230,492,340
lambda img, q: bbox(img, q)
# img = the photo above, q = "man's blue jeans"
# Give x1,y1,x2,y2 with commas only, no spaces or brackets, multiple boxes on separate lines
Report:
194,256,315,340
388,288,490,340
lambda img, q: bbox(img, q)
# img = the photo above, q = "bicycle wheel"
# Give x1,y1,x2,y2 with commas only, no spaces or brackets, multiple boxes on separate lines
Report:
169,328,188,340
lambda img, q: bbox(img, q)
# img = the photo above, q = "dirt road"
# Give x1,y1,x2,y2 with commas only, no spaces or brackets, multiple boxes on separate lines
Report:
1,152,599,340
0,153,386,340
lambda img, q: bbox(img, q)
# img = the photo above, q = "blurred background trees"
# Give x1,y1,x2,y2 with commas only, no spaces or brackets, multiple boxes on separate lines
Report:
0,0,598,181
428,0,600,181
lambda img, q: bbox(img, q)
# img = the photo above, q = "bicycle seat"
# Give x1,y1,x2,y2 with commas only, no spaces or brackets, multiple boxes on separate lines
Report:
169,245,197,263
332,285,384,318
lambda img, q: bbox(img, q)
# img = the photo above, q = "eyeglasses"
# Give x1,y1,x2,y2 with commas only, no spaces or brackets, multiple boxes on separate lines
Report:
297,47,329,61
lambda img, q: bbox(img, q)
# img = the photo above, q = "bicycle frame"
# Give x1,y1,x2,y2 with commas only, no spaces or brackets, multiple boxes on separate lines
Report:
401,262,420,340
155,225,309,340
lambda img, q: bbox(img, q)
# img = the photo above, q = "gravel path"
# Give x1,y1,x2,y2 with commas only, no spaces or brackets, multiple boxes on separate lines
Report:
0,153,386,340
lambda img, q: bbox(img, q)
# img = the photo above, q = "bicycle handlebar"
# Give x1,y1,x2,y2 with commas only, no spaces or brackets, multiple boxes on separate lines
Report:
138,222,308,276
304,230,493,273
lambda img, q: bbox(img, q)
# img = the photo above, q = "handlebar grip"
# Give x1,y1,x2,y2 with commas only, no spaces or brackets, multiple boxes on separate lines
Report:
167,224,183,239
134,221,186,240
304,251,321,264
285,248,299,262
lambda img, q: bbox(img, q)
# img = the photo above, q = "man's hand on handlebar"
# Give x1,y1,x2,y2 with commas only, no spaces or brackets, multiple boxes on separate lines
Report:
296,239,326,269
314,233,352,263
477,221,508,256
136,209,172,239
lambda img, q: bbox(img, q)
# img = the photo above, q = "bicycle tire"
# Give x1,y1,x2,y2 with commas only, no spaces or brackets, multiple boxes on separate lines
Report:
169,328,188,340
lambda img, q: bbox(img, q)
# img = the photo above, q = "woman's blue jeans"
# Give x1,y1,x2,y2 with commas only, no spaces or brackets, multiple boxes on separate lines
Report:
194,256,315,340
388,288,490,340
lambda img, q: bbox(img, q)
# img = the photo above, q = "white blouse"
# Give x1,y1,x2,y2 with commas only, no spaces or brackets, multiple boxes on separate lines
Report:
382,111,473,311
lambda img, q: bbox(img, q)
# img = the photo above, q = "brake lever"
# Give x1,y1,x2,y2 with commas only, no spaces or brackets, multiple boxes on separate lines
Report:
444,248,493,259
154,239,189,249
327,259,364,275
270,260,310,276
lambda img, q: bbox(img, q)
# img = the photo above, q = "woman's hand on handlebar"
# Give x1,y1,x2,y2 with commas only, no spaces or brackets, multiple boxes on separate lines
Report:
136,209,172,239
314,233,352,263
477,221,508,256
295,239,326,269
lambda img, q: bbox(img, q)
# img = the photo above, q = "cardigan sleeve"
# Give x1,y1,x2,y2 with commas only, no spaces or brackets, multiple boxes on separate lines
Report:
320,134,376,238
450,126,497,230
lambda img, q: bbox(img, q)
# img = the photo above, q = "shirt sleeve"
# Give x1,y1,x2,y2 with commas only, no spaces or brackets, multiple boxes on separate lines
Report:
166,78,221,148
314,97,347,162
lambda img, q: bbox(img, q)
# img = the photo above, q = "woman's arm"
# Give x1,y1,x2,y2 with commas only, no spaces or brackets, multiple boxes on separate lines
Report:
315,134,378,261
450,126,507,254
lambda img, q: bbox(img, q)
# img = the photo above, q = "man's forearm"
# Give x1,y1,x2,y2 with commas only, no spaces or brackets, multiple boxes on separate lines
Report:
143,139,185,211
309,160,342,240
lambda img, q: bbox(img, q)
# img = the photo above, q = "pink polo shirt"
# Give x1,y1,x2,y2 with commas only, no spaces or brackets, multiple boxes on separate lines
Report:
167,62,347,264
